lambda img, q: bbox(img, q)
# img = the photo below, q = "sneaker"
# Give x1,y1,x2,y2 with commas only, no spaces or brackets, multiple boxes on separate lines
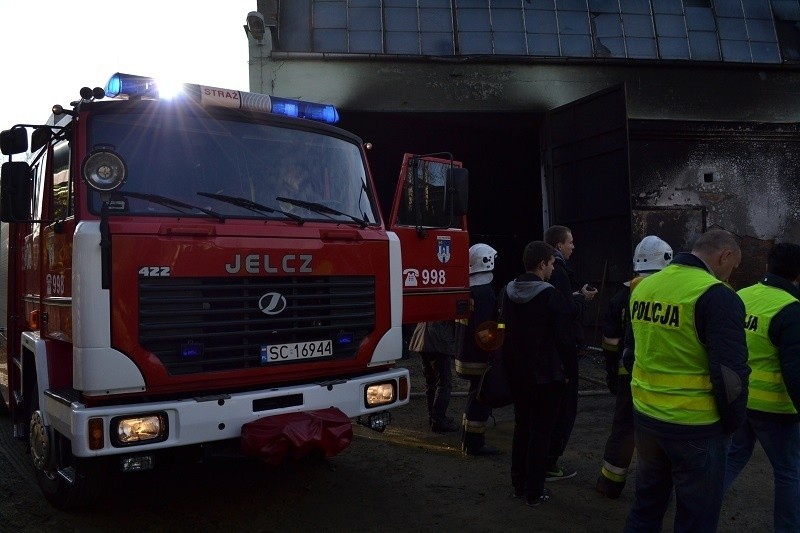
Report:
545,467,577,482
525,488,552,507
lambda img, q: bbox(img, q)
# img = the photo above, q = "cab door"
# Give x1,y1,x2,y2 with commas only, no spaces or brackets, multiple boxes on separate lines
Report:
389,153,470,324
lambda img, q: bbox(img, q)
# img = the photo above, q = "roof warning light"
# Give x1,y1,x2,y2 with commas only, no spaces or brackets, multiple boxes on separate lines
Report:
103,73,339,124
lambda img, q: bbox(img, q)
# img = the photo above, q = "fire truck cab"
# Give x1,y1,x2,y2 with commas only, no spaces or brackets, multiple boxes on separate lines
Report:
0,74,469,508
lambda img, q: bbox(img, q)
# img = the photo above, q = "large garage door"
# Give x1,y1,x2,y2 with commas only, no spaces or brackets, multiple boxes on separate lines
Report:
541,85,632,286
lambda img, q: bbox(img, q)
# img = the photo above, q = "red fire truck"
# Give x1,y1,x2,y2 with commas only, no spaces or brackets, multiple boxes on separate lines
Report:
0,73,469,508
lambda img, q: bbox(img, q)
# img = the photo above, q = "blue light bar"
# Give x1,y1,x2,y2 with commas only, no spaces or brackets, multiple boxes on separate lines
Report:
105,73,158,98
270,96,340,124
102,73,340,124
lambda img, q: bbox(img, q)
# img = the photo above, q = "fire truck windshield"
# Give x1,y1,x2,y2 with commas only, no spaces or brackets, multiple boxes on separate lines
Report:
86,111,378,225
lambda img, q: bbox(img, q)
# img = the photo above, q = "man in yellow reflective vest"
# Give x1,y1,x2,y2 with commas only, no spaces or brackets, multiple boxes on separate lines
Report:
622,229,750,532
724,242,800,533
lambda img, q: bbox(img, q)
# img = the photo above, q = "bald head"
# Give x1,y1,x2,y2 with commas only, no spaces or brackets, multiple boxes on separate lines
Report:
691,229,742,281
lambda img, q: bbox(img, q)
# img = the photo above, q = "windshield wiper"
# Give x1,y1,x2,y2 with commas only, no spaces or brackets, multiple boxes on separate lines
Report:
197,192,304,224
112,191,225,222
276,197,368,228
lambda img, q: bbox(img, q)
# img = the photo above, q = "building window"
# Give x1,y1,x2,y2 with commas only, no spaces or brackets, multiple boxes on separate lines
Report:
274,0,787,64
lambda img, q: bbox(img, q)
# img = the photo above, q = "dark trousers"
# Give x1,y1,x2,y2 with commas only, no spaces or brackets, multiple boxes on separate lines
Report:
462,374,493,451
624,427,729,533
511,381,565,499
725,416,800,532
547,372,578,467
602,374,635,471
420,351,452,424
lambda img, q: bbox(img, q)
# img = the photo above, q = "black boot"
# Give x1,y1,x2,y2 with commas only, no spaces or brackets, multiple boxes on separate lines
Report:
430,416,458,433
462,431,500,456
596,473,625,499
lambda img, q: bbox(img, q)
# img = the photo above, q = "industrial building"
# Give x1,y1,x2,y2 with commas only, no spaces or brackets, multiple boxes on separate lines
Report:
243,0,800,339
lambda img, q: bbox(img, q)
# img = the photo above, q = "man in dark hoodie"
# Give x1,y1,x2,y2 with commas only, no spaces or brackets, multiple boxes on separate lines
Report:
543,225,597,480
501,240,575,507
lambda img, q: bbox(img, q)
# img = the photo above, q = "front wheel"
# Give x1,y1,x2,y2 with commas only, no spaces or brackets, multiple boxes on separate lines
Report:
29,385,107,510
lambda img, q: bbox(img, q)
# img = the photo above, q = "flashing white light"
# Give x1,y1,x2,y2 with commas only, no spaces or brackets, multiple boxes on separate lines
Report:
103,72,339,124
157,78,185,100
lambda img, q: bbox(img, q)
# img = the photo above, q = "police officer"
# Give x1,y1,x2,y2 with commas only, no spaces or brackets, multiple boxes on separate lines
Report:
724,242,800,532
595,236,673,499
623,229,750,533
455,243,501,456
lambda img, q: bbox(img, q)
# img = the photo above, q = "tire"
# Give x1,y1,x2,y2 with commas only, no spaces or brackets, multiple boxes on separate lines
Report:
29,384,107,510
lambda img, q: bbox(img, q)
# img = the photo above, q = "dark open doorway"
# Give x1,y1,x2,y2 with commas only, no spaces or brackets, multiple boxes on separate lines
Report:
339,111,542,287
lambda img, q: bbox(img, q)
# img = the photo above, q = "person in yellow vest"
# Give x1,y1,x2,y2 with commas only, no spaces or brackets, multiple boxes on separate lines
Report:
724,242,800,533
622,229,750,533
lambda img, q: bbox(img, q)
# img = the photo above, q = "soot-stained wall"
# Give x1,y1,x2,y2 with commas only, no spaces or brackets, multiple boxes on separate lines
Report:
629,120,800,288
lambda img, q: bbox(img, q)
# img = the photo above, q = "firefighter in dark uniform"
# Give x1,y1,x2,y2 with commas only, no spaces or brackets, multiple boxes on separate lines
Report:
595,236,673,499
455,243,501,456
623,229,749,533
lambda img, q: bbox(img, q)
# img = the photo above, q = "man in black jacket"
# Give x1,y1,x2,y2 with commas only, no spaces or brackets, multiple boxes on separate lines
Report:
724,242,800,532
543,225,597,480
623,229,749,532
502,240,575,506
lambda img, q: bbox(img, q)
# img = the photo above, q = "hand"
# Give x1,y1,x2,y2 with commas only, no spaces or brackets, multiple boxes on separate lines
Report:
581,284,598,301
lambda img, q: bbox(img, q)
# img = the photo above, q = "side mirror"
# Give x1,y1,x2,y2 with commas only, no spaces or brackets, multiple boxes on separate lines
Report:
0,127,28,156
0,162,32,222
31,127,52,153
447,167,469,217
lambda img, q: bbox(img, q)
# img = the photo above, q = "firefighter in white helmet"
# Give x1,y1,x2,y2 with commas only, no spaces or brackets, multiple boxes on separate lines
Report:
455,243,502,455
596,235,673,499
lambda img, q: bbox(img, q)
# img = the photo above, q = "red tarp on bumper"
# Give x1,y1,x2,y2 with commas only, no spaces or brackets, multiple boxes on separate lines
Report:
241,408,353,464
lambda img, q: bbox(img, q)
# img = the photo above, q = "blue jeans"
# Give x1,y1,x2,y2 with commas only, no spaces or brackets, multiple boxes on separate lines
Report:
624,428,729,533
725,416,800,533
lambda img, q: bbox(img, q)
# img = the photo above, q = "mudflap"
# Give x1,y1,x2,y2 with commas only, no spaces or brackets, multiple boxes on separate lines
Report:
240,408,353,465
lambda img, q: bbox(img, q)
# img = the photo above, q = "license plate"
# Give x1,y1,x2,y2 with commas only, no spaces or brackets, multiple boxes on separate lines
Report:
260,340,333,364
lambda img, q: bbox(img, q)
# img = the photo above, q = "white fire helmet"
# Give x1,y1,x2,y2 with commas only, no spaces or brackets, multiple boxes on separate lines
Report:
633,235,673,273
469,243,497,274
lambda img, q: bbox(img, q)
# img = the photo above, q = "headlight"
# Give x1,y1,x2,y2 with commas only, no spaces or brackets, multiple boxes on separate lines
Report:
111,413,168,447
364,381,396,408
82,148,128,192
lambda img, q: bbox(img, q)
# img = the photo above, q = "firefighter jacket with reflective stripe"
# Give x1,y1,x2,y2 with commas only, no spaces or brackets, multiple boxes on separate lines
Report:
738,282,799,415
630,263,723,425
455,282,497,376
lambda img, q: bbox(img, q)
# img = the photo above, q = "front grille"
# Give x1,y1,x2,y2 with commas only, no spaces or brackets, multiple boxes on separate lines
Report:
138,276,375,375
